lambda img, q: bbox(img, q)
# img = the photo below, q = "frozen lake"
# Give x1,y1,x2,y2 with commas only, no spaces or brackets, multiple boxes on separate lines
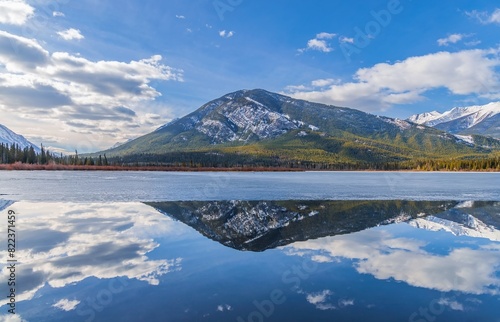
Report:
0,171,499,321
0,171,499,201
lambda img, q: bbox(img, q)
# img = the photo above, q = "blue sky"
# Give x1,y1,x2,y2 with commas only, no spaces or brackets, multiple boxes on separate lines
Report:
0,0,499,152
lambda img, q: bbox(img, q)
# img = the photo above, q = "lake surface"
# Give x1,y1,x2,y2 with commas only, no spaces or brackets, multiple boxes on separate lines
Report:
0,172,499,321
0,171,499,201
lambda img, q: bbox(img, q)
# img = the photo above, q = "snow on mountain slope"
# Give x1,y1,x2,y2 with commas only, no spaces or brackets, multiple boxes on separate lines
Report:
0,124,40,152
407,111,442,124
409,215,500,242
407,102,500,138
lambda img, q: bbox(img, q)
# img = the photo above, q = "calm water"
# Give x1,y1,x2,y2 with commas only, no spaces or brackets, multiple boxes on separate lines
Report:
0,172,499,321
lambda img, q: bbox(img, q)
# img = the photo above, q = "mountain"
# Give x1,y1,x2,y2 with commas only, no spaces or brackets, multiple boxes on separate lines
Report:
97,89,500,166
409,201,500,242
0,124,40,153
147,200,457,251
408,102,500,139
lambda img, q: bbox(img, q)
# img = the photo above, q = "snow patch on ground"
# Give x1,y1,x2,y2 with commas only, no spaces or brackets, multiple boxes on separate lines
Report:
454,134,474,145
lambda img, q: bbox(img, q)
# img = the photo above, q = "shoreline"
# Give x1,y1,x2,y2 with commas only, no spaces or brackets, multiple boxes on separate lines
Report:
0,164,498,172
0,164,303,172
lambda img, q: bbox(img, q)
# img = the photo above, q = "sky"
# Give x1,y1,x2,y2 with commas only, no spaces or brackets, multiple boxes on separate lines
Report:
0,0,499,153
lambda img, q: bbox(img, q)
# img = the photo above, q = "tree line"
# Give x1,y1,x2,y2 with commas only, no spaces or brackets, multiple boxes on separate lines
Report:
1,142,499,171
0,143,108,166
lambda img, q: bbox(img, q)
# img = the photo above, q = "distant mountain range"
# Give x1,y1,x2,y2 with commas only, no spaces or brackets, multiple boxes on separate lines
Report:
97,89,500,166
0,124,40,153
408,102,500,139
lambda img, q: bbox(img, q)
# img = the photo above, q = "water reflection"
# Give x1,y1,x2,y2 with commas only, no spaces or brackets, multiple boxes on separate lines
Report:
0,199,499,321
0,202,182,308
148,200,459,251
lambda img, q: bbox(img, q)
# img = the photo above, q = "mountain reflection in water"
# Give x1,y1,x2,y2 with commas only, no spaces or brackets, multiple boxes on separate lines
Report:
147,200,500,251
0,200,499,322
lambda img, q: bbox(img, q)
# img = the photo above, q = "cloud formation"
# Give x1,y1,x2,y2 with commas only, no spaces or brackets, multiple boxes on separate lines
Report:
306,290,336,310
0,30,183,151
0,0,34,25
300,32,336,53
0,202,183,307
437,34,467,46
52,299,81,312
466,8,500,24
285,48,500,111
219,30,234,38
57,28,84,40
285,227,500,295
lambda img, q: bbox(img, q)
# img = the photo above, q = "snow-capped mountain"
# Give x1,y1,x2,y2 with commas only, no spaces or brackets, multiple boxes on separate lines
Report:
0,124,40,153
100,89,500,163
408,102,500,139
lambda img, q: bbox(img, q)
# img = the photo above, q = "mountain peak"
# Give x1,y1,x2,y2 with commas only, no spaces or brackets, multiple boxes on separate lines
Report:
98,89,500,163
408,102,500,138
0,124,40,153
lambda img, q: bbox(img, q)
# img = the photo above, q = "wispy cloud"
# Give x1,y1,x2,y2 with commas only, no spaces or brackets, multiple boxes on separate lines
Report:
52,299,80,312
176,14,185,19
437,33,467,46
57,28,84,41
340,36,354,44
438,298,464,311
53,11,65,17
466,8,500,24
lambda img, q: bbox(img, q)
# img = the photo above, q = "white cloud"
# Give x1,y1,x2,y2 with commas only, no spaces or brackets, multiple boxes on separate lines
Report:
57,28,84,41
311,78,338,87
338,299,355,307
316,32,336,39
437,34,466,46
53,11,65,17
306,290,336,310
285,48,500,112
216,304,232,312
0,202,183,307
52,299,80,311
466,8,500,24
300,32,337,53
176,15,185,19
340,36,354,44
0,30,49,70
0,0,34,25
307,39,332,52
438,298,464,311
219,30,234,38
465,40,482,47
0,30,183,151
0,314,27,322
286,228,500,295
